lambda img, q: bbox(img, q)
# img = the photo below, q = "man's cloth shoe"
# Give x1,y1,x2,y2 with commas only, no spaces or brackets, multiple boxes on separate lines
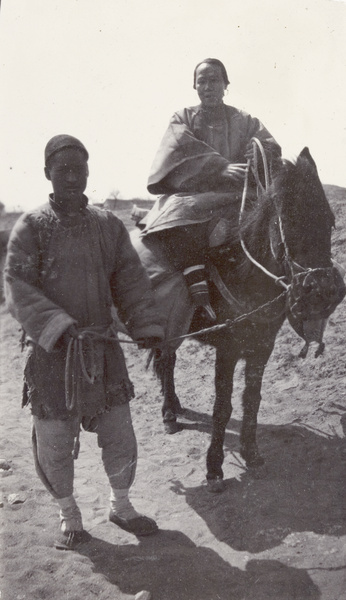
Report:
109,511,158,536
54,529,91,551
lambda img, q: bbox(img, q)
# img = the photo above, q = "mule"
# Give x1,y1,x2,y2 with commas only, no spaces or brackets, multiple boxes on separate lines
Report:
131,148,345,492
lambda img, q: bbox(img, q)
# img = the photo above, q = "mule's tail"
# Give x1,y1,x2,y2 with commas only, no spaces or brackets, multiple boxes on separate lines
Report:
146,347,164,380
145,348,156,370
146,347,176,395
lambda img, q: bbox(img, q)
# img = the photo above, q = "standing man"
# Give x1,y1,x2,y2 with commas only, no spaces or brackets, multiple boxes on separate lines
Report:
5,135,164,550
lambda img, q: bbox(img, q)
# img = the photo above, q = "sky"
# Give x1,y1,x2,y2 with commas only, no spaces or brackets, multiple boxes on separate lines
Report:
0,0,345,211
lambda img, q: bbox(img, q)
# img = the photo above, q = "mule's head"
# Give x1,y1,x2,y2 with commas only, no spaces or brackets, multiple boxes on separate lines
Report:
270,148,335,269
270,148,345,355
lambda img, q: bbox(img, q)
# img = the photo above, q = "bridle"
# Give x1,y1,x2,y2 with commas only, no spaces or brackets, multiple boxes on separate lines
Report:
236,140,344,326
238,138,332,290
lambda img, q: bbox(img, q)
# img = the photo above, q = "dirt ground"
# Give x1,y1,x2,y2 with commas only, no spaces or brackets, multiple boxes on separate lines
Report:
1,186,345,600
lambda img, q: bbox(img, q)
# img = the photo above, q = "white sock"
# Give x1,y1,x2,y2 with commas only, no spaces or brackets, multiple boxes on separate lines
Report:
57,495,83,532
110,488,140,520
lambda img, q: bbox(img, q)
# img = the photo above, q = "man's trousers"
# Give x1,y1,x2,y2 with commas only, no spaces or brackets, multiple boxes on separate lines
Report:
32,403,137,499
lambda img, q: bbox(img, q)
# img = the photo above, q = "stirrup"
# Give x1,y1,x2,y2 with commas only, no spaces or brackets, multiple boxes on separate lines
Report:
200,302,217,321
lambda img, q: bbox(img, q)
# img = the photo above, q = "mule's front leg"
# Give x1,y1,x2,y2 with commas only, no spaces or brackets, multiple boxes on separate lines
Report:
240,357,267,468
206,346,236,490
161,351,183,434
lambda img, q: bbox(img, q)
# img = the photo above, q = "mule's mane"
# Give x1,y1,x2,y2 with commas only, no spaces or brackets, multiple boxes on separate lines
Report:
276,154,334,229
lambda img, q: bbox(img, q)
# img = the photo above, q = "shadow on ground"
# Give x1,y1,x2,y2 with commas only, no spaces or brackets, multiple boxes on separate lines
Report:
170,408,346,553
78,529,320,600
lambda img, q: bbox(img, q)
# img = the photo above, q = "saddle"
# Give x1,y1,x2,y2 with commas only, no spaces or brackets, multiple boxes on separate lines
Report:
132,203,234,249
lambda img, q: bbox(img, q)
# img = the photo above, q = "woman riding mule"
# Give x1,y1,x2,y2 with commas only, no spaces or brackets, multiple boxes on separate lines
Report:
141,58,281,319
138,147,345,490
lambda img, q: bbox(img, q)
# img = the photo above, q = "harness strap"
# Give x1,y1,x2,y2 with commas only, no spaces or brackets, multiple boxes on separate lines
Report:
208,263,243,312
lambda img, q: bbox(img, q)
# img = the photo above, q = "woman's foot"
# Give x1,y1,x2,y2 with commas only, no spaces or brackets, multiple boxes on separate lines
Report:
183,265,216,320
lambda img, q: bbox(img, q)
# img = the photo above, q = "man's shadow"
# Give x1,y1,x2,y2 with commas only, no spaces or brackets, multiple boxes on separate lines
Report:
78,529,320,600
172,407,346,553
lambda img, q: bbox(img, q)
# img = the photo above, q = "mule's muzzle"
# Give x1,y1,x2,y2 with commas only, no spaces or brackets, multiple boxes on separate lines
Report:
288,266,345,321
287,266,345,357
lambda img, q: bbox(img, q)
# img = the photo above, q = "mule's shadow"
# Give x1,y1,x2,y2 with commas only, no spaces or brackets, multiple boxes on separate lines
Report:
172,407,346,553
78,529,320,600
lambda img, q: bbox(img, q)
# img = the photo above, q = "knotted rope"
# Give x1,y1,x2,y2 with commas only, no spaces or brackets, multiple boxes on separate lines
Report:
64,325,122,458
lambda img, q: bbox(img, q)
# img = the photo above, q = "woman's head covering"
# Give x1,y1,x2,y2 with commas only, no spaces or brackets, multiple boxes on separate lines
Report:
44,134,89,166
193,58,230,89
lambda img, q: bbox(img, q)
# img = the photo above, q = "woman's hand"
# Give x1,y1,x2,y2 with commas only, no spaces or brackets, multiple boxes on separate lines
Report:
245,143,255,162
221,163,248,183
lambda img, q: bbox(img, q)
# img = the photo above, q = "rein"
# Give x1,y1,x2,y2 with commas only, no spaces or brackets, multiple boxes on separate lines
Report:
239,138,289,290
160,291,288,344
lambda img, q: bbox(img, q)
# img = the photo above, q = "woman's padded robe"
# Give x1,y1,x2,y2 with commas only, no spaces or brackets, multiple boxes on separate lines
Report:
143,103,281,234
4,198,164,420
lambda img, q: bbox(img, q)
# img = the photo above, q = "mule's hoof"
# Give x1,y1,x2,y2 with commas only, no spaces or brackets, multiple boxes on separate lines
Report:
164,420,182,434
240,446,265,469
173,394,185,415
246,454,265,468
248,463,268,479
207,477,225,493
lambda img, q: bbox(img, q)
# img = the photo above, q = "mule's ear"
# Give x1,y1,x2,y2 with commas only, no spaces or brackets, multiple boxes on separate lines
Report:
299,147,317,170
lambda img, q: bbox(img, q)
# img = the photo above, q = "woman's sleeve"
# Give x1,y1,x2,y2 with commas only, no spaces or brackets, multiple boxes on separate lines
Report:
147,111,228,194
245,114,281,159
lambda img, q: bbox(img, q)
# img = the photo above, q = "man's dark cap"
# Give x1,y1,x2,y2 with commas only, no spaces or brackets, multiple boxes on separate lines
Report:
44,134,89,165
